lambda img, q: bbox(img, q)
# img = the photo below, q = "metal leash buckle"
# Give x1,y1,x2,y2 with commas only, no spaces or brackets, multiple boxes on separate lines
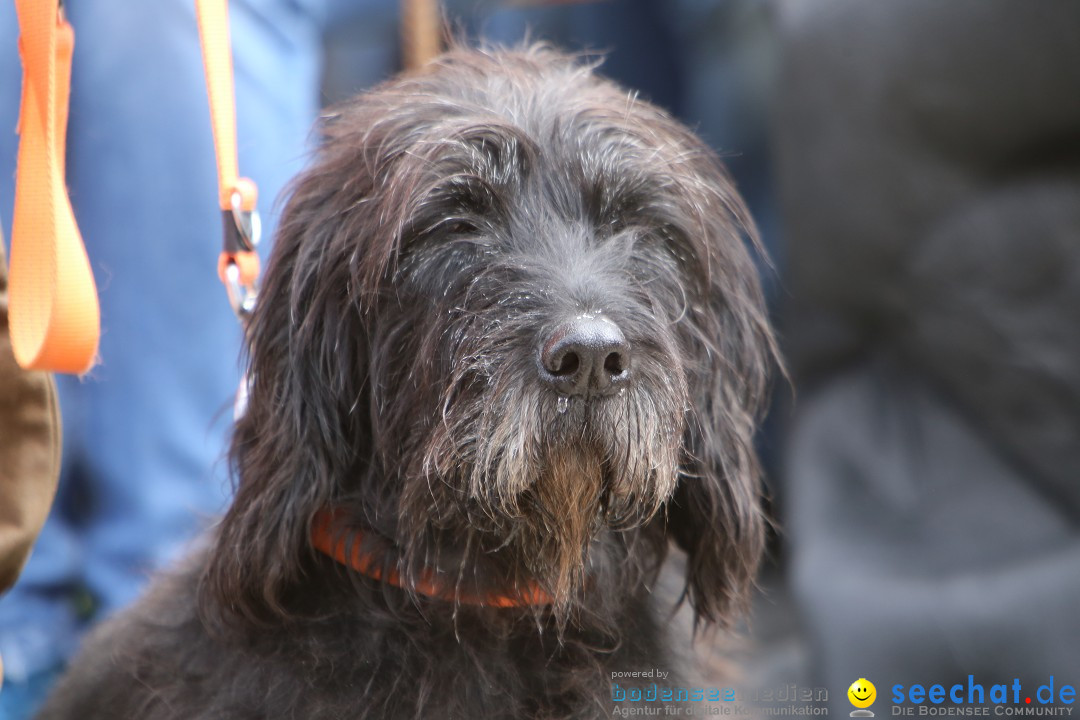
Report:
225,187,261,418
223,261,258,320
230,188,261,252
220,187,261,321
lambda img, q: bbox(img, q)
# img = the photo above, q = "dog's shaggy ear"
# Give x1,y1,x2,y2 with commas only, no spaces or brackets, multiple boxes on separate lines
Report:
664,153,778,630
198,145,379,629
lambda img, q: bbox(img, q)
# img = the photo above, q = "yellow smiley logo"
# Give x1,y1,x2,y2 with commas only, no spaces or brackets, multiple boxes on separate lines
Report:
848,679,877,709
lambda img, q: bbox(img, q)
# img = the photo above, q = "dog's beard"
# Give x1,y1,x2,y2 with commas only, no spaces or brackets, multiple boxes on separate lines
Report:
519,445,606,606
414,352,687,607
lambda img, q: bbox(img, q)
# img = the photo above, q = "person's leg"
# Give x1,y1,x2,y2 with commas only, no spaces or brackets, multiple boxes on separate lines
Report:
0,514,82,716
0,3,18,238
450,0,684,116
0,2,325,716
322,0,400,103
61,0,324,616
0,5,83,716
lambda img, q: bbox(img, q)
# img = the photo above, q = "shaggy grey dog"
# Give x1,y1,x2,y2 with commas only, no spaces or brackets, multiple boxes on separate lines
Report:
38,45,776,719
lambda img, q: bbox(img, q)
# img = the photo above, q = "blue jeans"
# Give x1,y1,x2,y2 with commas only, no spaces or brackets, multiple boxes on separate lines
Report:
0,1,324,714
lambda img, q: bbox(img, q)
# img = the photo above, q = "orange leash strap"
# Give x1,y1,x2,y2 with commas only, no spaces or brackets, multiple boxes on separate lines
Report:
195,0,260,319
9,0,99,373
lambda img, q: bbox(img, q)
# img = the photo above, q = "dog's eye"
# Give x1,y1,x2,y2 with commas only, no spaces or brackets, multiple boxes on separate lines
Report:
587,183,653,242
411,216,479,242
441,220,477,236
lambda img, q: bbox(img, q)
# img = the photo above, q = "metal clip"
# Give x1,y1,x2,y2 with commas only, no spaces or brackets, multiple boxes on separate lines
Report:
230,189,262,251
224,260,258,320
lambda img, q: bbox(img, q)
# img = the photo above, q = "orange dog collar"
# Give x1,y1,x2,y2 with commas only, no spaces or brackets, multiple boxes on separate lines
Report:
310,508,552,608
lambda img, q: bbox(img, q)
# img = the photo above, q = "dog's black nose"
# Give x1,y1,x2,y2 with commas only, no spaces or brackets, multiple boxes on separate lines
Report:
539,317,630,396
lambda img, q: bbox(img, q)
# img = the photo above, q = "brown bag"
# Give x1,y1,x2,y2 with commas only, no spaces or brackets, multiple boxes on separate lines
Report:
0,234,62,596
